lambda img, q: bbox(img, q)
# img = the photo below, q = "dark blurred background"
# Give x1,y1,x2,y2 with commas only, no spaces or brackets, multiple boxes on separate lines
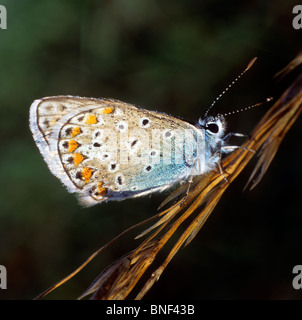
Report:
0,0,301,300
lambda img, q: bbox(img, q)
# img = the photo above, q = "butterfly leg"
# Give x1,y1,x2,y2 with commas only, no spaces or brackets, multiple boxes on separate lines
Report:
215,152,230,184
214,141,254,184
179,158,200,207
222,132,256,153
223,132,248,141
221,145,256,153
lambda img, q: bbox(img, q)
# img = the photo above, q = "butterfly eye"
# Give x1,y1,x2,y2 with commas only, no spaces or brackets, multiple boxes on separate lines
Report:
206,123,219,133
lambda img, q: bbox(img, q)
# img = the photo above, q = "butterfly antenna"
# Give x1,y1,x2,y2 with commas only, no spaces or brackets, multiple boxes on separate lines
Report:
218,97,273,119
204,57,258,119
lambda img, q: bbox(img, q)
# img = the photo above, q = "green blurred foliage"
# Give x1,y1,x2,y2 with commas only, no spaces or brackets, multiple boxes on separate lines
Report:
0,0,301,299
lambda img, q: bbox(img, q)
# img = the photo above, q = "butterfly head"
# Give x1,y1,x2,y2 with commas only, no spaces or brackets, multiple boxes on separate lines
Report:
198,115,226,140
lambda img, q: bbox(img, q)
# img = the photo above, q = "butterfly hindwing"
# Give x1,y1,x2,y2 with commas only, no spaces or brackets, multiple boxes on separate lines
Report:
30,96,201,206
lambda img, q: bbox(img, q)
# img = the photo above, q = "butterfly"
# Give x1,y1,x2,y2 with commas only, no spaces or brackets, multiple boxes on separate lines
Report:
29,59,258,206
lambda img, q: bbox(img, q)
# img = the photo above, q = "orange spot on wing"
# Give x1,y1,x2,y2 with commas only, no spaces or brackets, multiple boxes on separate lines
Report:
81,167,93,182
101,107,114,114
97,187,107,196
73,153,84,166
85,114,98,124
68,140,79,153
71,127,82,137
96,182,107,196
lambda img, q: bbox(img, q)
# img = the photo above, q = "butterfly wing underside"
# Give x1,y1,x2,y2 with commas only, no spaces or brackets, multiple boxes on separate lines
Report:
30,96,201,206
